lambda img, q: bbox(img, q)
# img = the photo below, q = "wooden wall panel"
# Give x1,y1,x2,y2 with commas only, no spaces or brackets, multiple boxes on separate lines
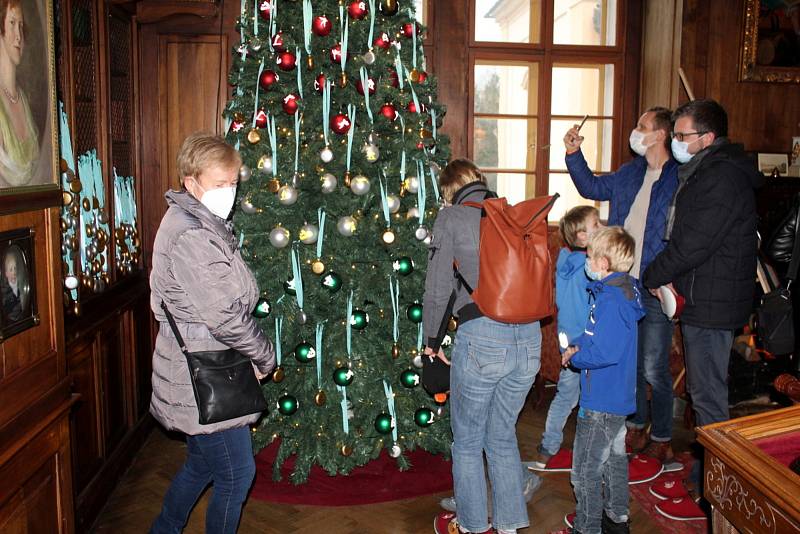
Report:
640,0,683,110
680,0,800,154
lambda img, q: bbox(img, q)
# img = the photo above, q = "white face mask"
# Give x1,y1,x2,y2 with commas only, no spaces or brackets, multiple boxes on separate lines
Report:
193,180,237,219
671,134,706,164
629,129,652,156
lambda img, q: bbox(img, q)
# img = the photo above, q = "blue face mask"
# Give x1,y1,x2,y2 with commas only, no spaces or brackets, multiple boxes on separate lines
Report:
585,257,603,281
671,138,692,163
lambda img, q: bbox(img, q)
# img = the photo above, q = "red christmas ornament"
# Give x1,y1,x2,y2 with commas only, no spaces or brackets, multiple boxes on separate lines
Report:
271,31,285,52
401,22,419,38
259,69,279,91
312,15,332,36
380,103,397,121
347,1,368,19
282,94,300,115
254,109,268,129
330,44,347,64
374,32,391,49
389,70,399,88
229,119,245,134
356,77,376,96
276,51,297,71
258,0,272,20
314,73,327,93
417,140,425,150
331,113,352,135
407,101,426,114
417,71,428,83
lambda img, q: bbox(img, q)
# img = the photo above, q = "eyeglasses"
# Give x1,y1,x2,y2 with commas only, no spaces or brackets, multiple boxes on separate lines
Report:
671,131,707,142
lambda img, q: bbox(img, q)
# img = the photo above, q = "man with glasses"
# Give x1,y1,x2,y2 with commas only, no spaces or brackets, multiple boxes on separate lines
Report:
641,99,762,521
559,107,679,466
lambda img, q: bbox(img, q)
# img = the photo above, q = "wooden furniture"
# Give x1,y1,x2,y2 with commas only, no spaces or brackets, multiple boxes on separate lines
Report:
697,405,800,533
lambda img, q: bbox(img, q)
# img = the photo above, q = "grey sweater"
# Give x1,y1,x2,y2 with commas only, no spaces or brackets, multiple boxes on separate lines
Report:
422,182,494,350
149,190,275,435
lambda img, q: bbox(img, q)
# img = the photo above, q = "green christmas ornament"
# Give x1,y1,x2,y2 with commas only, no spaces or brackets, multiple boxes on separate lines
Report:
333,366,354,386
393,257,414,276
400,369,420,388
278,394,299,415
284,277,297,295
407,302,423,323
252,297,271,318
414,407,435,427
294,341,316,363
350,309,369,330
322,271,342,293
374,413,394,434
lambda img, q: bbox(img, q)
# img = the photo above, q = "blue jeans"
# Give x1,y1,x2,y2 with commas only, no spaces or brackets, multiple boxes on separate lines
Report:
571,408,629,534
150,426,256,534
628,292,675,441
540,366,580,455
450,317,541,533
682,324,734,427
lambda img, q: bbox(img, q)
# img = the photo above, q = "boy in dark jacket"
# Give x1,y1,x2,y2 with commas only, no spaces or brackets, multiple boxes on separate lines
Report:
562,227,645,534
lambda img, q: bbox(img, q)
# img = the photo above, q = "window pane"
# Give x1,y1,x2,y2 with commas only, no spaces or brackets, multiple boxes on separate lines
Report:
414,0,427,25
474,0,541,44
474,118,537,171
484,172,535,206
474,62,539,115
551,64,615,116
553,0,617,46
548,173,609,222
549,119,613,172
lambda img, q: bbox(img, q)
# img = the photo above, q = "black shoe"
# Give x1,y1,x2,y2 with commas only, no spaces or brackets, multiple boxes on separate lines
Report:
601,512,630,534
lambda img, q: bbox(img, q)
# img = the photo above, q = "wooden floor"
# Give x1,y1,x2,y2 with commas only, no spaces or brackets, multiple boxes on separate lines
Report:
93,386,695,534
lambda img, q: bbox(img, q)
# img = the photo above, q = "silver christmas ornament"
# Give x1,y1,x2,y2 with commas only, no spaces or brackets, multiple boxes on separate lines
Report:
406,206,420,219
269,226,291,248
350,175,371,196
296,309,308,324
240,198,257,214
250,36,263,51
98,210,109,225
320,146,334,163
291,172,301,188
321,173,338,193
387,194,401,214
412,354,423,368
389,444,402,458
299,223,319,244
278,185,299,205
258,155,273,173
65,275,79,290
336,216,357,237
415,226,429,241
362,142,380,163
423,234,433,245
239,164,252,182
404,176,420,193
362,49,376,65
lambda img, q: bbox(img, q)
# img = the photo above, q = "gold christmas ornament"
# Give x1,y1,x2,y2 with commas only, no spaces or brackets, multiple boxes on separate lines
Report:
339,71,348,88
315,390,327,406
448,316,458,332
81,197,91,211
343,171,352,188
306,55,314,70
59,219,67,233
247,128,261,144
392,343,400,359
70,180,82,193
381,228,396,245
409,68,420,82
62,191,73,205
340,444,353,457
311,258,326,275
268,178,281,193
272,367,285,383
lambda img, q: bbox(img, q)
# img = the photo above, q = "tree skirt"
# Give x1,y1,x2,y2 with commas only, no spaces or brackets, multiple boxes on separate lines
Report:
250,441,453,506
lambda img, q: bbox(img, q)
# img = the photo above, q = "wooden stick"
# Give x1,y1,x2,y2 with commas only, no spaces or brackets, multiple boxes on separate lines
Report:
678,67,696,101
673,367,686,392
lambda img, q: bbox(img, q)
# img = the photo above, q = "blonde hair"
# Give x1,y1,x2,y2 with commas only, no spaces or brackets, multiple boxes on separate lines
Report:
439,159,484,204
588,226,635,273
559,205,599,248
176,132,241,187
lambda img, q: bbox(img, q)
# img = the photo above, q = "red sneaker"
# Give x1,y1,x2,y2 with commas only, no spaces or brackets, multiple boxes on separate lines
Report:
529,448,572,472
649,478,689,500
433,511,493,534
655,497,706,521
628,453,663,485
564,512,575,528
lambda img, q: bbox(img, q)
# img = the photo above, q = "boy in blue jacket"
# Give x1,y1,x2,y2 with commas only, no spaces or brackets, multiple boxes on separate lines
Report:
562,226,645,534
532,205,600,470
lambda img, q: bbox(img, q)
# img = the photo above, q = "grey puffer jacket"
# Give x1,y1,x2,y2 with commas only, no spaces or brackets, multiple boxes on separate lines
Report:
149,190,275,435
422,181,495,351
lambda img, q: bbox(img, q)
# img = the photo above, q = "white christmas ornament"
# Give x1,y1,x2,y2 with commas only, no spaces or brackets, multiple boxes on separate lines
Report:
269,227,291,248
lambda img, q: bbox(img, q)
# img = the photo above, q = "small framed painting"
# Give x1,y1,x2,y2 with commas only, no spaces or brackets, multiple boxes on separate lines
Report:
0,227,38,341
757,153,790,176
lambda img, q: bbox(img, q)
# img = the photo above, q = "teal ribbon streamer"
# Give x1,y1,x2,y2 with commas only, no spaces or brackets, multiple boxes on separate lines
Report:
338,385,349,434
316,208,326,258
389,276,399,342
394,51,404,90
267,115,277,176
322,80,331,146
430,108,438,139
417,323,423,350
340,8,349,73
302,0,313,54
383,379,398,442
315,322,324,389
359,67,373,123
59,102,77,298
345,104,357,171
404,67,421,114
294,113,301,173
291,246,304,309
400,151,406,182
378,175,390,227
253,0,259,36
252,58,265,128
239,230,244,248
77,152,94,273
275,316,283,366
411,14,417,68
296,47,304,98
346,290,353,357
428,165,440,203
417,162,426,226
367,0,376,49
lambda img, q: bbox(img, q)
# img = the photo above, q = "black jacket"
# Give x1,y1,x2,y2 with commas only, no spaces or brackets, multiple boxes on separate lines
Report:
765,193,800,267
642,140,762,329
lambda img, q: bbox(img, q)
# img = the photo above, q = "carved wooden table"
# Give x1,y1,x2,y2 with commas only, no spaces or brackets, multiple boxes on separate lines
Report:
697,405,800,533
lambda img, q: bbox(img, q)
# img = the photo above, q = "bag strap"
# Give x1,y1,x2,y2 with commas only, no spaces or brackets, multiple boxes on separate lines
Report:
787,200,800,283
523,193,560,229
160,301,190,355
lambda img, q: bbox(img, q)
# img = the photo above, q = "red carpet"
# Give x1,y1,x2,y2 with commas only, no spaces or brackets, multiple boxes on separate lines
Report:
628,452,708,534
250,440,453,506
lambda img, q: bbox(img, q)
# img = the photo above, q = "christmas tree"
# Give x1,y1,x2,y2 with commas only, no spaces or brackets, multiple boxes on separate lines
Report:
225,0,452,483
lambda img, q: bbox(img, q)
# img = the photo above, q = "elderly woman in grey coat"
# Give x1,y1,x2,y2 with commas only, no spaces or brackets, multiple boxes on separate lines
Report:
149,132,274,534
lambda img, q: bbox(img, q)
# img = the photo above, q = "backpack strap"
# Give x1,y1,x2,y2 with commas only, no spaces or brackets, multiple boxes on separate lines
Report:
453,260,474,295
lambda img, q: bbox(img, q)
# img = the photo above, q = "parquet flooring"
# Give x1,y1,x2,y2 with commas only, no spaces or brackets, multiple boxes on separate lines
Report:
93,386,694,533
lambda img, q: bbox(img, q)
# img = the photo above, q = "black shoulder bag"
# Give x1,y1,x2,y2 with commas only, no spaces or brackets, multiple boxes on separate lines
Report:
757,209,800,356
161,302,267,425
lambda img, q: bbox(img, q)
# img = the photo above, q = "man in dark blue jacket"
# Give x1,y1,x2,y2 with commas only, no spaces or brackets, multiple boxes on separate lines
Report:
564,107,679,460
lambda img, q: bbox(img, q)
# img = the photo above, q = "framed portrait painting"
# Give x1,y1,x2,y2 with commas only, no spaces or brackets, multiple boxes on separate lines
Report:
0,0,59,198
0,227,38,341
740,0,800,83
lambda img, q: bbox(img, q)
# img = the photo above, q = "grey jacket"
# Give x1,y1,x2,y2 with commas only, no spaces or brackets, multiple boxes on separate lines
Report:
422,182,494,350
149,190,275,435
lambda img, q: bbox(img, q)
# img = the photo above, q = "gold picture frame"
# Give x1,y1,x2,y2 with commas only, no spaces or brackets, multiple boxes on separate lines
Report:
740,0,800,83
0,0,60,208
